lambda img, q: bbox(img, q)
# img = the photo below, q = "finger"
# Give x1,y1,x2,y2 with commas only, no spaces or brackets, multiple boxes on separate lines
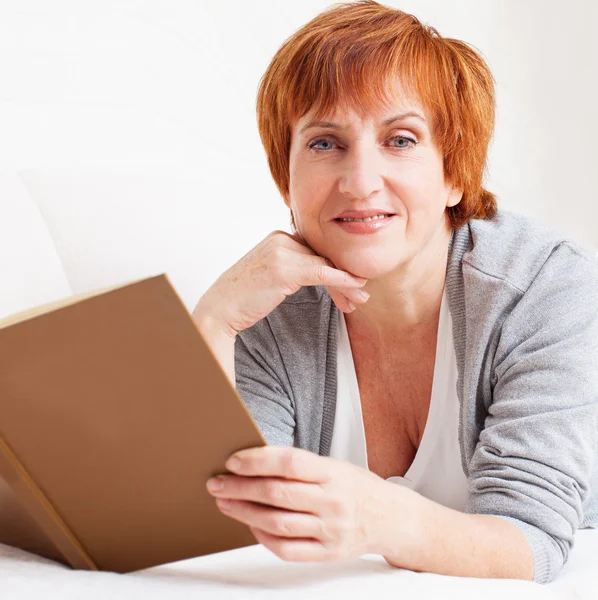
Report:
208,475,324,513
251,527,333,562
216,498,326,541
225,446,332,483
327,289,357,313
300,259,367,289
274,238,368,288
326,287,370,311
319,257,369,289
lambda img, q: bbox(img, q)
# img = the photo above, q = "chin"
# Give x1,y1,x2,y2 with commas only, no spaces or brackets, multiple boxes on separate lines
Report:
327,251,401,280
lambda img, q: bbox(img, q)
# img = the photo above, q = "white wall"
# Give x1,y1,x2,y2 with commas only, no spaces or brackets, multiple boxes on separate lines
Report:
0,0,596,301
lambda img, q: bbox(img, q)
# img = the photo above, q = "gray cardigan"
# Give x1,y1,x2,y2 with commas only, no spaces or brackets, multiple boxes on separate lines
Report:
234,209,598,584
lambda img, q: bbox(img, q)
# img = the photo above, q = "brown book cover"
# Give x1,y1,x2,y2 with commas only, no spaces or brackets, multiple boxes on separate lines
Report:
0,274,267,572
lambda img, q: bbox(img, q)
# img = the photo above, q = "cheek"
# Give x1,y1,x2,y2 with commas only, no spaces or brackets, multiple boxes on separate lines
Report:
289,167,330,216
394,161,446,210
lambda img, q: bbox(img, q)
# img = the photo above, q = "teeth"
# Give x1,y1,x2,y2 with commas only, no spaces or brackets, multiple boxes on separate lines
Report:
339,214,390,222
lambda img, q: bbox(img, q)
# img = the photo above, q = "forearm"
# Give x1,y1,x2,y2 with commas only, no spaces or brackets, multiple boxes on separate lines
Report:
192,301,236,387
377,488,534,581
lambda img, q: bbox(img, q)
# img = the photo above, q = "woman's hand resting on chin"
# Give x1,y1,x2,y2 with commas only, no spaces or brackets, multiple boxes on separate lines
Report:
194,230,370,339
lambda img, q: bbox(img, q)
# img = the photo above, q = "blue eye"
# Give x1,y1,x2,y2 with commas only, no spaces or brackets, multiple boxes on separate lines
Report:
390,136,417,149
308,139,336,151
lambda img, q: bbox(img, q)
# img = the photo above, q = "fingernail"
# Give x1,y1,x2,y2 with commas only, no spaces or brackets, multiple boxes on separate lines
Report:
354,277,368,286
348,302,357,311
226,457,242,471
357,290,370,301
207,477,224,492
217,498,232,510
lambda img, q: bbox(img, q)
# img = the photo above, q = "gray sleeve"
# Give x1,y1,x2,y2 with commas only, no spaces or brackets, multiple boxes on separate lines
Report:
234,319,295,447
465,242,598,584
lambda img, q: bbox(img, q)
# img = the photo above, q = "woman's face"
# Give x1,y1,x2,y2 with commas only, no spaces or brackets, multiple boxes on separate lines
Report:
287,88,462,280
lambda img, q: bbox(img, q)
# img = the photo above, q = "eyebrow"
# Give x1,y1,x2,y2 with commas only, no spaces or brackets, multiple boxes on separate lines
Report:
299,111,426,134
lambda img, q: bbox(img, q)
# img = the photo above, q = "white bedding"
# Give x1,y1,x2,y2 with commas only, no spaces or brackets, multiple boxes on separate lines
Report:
1,529,596,600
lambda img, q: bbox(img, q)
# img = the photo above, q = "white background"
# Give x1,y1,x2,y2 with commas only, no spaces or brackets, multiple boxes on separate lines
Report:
0,0,596,307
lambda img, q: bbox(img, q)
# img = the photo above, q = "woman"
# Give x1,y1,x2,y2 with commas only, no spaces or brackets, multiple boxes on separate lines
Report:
193,0,598,585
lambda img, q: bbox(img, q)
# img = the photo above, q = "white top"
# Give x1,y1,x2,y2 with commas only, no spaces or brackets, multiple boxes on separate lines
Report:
329,288,469,512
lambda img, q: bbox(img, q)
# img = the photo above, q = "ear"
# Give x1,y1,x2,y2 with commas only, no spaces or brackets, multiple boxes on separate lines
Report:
446,186,463,208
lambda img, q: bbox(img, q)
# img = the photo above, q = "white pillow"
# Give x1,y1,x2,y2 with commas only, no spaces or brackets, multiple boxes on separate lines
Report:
0,171,72,320
18,168,289,312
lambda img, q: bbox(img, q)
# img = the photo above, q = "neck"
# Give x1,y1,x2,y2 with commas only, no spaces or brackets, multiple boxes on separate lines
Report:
345,218,452,338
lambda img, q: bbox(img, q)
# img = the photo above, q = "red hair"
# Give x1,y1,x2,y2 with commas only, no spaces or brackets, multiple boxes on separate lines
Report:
256,0,497,229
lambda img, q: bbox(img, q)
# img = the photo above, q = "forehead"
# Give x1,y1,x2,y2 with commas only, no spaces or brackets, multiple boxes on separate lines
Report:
293,80,430,131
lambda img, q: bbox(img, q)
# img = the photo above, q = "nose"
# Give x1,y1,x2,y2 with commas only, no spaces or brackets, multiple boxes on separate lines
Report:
337,141,385,200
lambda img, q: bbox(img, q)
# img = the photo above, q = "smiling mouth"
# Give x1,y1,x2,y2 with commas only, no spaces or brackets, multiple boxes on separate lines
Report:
335,214,394,222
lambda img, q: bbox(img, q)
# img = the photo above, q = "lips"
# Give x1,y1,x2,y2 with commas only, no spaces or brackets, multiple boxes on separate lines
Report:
334,209,395,220
333,213,395,234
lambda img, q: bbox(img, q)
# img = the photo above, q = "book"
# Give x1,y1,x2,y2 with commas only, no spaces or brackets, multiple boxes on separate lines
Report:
0,274,267,573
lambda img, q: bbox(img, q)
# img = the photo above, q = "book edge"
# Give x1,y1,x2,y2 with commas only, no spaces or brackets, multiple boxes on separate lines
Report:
0,274,161,331
0,435,98,570
161,274,269,449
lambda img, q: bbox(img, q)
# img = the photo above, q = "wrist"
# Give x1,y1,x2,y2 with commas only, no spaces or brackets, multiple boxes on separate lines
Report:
373,483,425,566
192,296,237,341
192,297,237,387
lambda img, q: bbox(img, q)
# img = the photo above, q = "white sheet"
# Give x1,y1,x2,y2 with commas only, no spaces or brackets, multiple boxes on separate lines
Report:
2,529,597,599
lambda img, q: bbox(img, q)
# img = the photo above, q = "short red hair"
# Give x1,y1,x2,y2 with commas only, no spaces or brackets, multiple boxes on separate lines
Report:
256,0,497,229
